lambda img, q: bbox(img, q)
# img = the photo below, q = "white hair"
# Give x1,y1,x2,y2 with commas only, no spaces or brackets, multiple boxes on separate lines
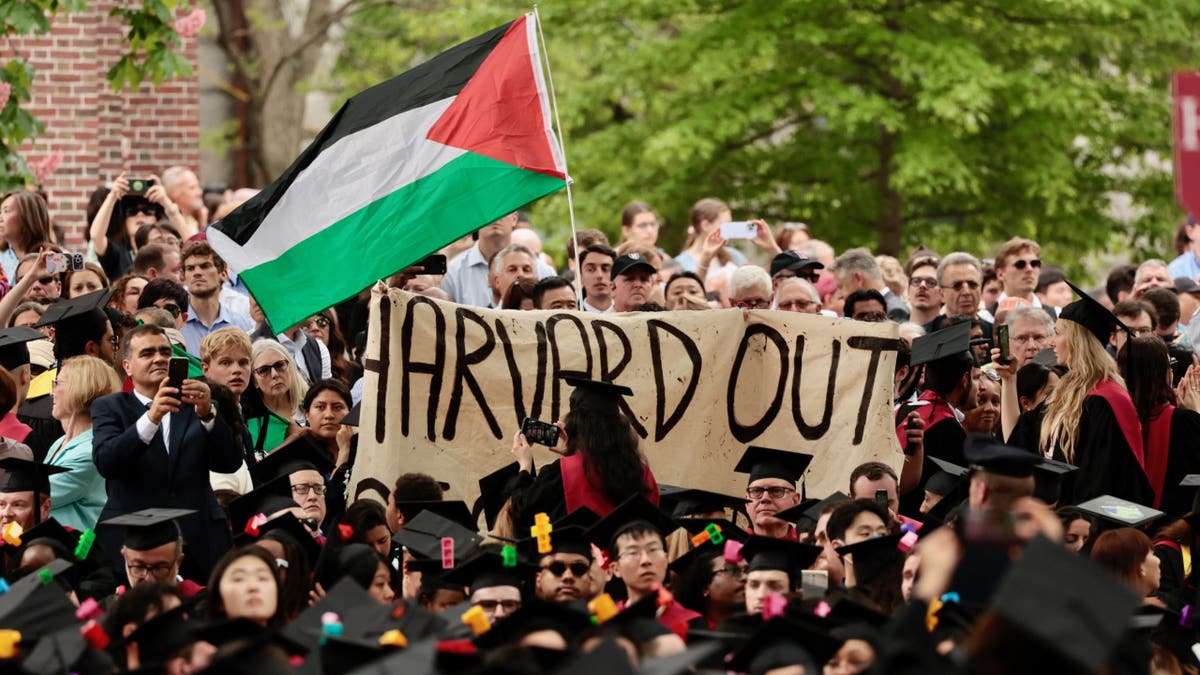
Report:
936,252,982,286
730,265,772,298
250,338,307,416
832,247,882,281
1135,259,1169,284
776,276,820,303
510,228,543,254
489,244,537,276
1004,305,1054,333
160,166,193,190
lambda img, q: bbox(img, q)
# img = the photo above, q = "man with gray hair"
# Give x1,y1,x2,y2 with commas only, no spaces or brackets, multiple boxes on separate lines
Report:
1003,305,1054,369
1133,259,1173,298
832,247,909,321
925,252,993,339
775,277,821,314
489,243,539,308
730,265,773,309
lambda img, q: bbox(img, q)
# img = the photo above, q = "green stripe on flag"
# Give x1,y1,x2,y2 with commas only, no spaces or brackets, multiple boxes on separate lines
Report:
240,151,566,331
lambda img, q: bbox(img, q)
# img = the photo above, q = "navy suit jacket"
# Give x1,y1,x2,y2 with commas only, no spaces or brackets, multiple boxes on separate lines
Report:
91,391,242,579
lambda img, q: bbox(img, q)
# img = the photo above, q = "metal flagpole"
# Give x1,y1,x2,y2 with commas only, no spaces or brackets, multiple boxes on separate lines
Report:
532,5,584,308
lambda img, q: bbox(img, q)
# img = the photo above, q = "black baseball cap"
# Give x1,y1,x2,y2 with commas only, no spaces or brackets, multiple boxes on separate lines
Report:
769,250,824,277
610,252,657,280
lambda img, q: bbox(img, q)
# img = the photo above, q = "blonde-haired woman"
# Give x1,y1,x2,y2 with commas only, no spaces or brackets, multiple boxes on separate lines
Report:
46,355,121,530
1007,289,1153,504
242,339,308,458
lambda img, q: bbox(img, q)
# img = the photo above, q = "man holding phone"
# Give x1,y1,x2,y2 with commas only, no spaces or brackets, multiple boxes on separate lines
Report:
92,324,242,580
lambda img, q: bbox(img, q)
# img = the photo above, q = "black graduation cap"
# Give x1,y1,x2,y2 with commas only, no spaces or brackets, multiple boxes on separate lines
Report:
667,544,722,578
395,500,476,531
676,518,750,544
249,434,336,484
1059,280,1132,347
100,507,194,551
341,402,360,427
34,288,113,328
441,549,535,594
1034,458,1079,505
740,536,822,579
658,485,748,519
193,621,299,675
734,446,813,485
823,595,889,629
991,536,1141,673
910,321,972,366
631,639,725,675
242,511,322,567
963,433,1042,478
228,477,300,534
518,523,595,560
280,578,393,651
1180,474,1200,514
1075,495,1164,530
0,456,68,494
554,637,639,675
472,595,595,648
562,376,633,415
834,533,906,587
126,604,200,668
0,326,45,370
586,496,679,551
0,559,77,639
724,618,826,675
474,462,523,532
775,492,850,527
392,509,482,561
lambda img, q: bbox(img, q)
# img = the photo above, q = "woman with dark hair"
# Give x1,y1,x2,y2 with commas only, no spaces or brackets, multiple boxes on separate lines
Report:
1091,527,1162,601
1015,362,1061,413
86,175,172,280
205,545,285,627
252,527,313,620
108,273,149,315
619,200,660,249
340,500,392,556
1116,336,1200,512
0,190,54,283
1056,506,1097,555
500,277,537,310
313,542,396,605
302,309,360,386
302,378,355,527
1150,516,1200,611
509,378,659,528
671,545,745,630
1007,292,1154,505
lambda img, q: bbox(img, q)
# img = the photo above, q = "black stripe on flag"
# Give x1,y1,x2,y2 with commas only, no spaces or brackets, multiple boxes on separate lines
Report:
214,20,514,245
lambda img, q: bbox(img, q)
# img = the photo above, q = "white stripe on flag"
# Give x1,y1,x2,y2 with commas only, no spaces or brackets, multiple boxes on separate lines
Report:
524,15,567,177
215,97,463,274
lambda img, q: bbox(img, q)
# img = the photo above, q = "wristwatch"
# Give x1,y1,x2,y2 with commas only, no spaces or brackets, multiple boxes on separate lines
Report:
199,403,217,422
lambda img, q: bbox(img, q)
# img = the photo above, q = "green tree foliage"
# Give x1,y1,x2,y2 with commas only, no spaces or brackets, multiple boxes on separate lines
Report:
0,0,191,189
334,1,1200,269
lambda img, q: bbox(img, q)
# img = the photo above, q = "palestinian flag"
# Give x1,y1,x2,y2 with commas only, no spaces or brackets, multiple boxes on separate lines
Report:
209,14,567,331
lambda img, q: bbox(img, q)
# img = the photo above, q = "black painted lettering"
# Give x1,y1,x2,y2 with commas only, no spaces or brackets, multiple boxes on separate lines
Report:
791,335,839,439
496,318,550,425
847,336,900,444
726,324,789,443
591,320,646,438
444,308,501,440
397,295,445,442
546,314,593,422
647,320,703,441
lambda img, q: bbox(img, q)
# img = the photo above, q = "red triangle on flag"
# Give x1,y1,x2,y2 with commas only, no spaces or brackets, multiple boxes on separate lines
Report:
426,16,565,180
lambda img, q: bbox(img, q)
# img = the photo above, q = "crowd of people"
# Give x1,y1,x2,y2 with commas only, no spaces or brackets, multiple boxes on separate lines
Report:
0,178,1199,675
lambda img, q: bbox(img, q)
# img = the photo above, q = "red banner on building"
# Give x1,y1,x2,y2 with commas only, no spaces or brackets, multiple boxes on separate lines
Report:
1173,72,1200,216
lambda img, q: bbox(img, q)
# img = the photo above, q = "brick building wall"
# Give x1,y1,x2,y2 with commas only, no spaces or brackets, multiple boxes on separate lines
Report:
3,1,200,247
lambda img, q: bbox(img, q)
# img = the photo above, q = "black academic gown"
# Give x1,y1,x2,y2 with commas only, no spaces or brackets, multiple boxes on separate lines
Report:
1158,409,1200,517
16,394,61,462
508,460,567,530
1009,397,1154,506
1152,540,1191,612
898,414,967,517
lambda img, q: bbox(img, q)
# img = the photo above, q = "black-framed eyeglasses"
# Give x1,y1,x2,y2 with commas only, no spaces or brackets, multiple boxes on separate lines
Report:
1011,259,1042,270
542,561,590,577
716,565,747,579
291,483,326,496
254,360,289,377
126,560,176,578
35,276,56,285
909,277,938,289
475,599,521,612
159,303,181,317
746,486,796,500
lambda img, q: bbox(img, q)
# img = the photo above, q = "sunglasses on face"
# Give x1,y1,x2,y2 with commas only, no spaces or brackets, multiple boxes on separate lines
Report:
307,316,330,328
944,280,980,291
1011,259,1042,270
542,561,590,577
158,303,181,317
254,359,289,377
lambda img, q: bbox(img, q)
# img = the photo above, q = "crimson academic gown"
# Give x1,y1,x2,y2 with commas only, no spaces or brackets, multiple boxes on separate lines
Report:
1009,381,1153,505
509,453,659,529
1143,403,1200,515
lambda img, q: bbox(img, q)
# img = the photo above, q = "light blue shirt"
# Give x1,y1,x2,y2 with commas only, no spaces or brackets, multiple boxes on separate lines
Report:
442,243,556,307
0,248,17,286
1169,252,1200,282
46,429,106,531
181,297,255,356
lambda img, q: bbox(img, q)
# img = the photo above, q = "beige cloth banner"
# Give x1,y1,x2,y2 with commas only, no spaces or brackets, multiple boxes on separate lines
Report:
352,288,902,510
